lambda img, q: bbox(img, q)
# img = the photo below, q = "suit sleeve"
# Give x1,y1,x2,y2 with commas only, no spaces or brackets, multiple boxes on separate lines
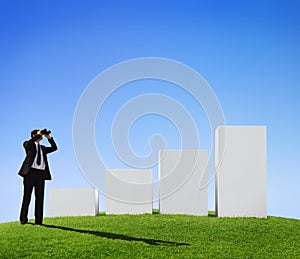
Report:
23,134,42,150
44,137,58,154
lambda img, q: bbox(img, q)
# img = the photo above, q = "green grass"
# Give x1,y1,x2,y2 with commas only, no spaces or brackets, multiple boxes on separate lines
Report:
0,212,299,258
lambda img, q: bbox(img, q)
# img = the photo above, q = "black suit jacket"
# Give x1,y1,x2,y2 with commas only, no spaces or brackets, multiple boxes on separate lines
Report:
18,134,58,180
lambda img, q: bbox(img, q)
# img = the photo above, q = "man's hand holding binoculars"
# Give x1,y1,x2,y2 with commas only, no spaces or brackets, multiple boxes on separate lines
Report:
37,129,52,140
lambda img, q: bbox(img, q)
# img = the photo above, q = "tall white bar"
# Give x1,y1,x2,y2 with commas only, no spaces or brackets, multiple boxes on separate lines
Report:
215,126,267,218
105,169,152,214
48,188,99,217
159,150,208,216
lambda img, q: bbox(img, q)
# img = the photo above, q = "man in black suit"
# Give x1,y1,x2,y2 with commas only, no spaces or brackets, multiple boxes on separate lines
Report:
18,129,58,225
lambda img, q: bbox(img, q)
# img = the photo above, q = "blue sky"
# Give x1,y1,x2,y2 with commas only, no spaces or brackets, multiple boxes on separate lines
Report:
0,0,300,223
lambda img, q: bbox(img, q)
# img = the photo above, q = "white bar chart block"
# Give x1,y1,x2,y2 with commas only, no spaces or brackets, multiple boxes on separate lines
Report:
159,150,208,216
48,188,99,217
215,126,267,218
105,169,152,214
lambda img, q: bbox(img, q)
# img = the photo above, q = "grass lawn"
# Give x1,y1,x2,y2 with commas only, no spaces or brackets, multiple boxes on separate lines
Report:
0,212,299,258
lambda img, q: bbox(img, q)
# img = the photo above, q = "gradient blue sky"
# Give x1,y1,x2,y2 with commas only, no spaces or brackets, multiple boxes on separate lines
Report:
1,0,300,223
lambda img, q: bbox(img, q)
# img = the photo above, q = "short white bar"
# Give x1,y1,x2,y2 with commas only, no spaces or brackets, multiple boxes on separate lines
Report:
215,126,267,218
48,188,99,217
159,150,208,216
105,169,152,214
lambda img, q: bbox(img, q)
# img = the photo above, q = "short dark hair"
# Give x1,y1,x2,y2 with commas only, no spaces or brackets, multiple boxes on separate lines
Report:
31,129,39,138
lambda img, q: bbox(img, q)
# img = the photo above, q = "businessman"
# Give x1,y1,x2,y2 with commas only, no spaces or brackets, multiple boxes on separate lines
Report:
18,129,58,225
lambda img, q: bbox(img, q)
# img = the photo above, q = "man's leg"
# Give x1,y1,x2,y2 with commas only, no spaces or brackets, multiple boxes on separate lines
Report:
20,173,34,224
34,174,45,225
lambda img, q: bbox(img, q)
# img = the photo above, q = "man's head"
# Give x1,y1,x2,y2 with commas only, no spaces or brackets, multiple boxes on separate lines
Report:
31,129,42,141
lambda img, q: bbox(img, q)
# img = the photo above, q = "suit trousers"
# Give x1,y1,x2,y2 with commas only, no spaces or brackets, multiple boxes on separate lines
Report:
20,168,45,224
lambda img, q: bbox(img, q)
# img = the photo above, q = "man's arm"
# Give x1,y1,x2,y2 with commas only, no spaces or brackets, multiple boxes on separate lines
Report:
44,134,58,154
23,134,42,150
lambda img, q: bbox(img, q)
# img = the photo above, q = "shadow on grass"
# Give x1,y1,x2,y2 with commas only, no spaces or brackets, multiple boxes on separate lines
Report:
42,224,190,246
208,211,216,217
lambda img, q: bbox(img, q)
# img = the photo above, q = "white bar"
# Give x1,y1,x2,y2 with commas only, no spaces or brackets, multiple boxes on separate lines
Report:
215,126,267,218
48,188,99,217
159,150,208,216
105,169,152,214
